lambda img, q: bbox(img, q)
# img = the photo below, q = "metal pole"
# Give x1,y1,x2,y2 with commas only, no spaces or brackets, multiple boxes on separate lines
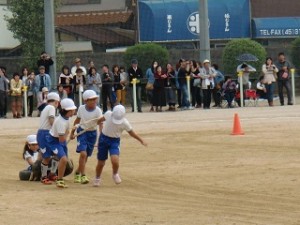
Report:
291,68,296,105
23,86,28,118
44,0,57,89
199,0,210,61
239,73,244,107
186,76,191,103
132,78,137,112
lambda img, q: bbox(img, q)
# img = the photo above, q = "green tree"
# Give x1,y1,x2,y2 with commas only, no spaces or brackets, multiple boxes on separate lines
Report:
5,0,61,71
124,43,169,81
222,39,266,76
291,37,300,70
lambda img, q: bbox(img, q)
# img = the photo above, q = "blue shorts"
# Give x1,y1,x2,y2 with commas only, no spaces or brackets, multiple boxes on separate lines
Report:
37,129,50,158
76,127,97,157
97,133,120,161
46,135,68,159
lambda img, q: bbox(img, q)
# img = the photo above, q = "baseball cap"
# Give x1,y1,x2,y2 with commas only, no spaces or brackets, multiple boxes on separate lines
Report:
42,87,49,92
27,134,38,144
203,59,210,64
47,92,60,102
83,90,98,100
112,105,126,125
60,98,77,111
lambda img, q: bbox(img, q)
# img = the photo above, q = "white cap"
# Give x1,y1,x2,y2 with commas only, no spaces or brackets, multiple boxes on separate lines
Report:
112,105,126,125
47,92,60,102
203,59,210,64
42,87,49,92
83,90,98,100
27,134,38,144
60,98,77,111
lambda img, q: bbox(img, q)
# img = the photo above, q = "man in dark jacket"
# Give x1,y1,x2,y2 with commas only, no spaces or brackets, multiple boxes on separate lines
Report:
101,65,114,113
127,59,143,112
37,51,54,75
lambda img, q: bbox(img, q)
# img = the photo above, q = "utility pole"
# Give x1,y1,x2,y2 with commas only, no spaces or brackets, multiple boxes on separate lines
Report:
199,0,210,62
44,0,57,88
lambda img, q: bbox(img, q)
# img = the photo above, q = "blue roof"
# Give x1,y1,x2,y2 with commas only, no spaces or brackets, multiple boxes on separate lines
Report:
252,17,300,38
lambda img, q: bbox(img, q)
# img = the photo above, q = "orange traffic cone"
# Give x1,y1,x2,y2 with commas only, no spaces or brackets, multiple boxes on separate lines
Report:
231,113,244,135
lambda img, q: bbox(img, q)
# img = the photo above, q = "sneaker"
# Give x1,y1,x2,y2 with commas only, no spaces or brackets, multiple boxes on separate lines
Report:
56,179,68,188
188,106,194,110
48,173,58,181
41,176,52,185
112,174,122,184
93,177,101,187
81,175,89,184
74,174,81,183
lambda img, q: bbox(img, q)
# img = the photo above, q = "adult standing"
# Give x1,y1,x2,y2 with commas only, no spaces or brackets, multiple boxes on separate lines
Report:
87,66,102,106
275,52,293,105
35,66,52,112
177,59,193,110
101,65,114,113
145,61,158,112
71,58,87,77
37,51,54,75
58,65,74,99
212,64,224,107
119,66,128,105
127,59,143,112
165,63,177,111
1,66,9,118
152,65,167,112
10,72,23,118
200,60,216,109
262,57,278,106
0,67,9,118
190,60,202,108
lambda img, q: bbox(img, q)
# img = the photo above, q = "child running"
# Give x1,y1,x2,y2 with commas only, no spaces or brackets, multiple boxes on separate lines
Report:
70,90,102,184
37,92,60,184
94,104,147,187
47,98,77,188
23,134,40,171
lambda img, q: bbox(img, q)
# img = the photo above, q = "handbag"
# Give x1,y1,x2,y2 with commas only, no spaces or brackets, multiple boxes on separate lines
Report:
145,82,154,90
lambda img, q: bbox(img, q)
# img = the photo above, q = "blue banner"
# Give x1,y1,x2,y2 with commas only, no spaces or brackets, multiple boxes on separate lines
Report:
252,17,300,38
138,0,251,42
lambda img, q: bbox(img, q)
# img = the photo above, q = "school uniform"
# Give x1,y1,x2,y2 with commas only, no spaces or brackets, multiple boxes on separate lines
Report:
76,105,102,156
97,111,132,161
37,105,56,157
47,115,70,159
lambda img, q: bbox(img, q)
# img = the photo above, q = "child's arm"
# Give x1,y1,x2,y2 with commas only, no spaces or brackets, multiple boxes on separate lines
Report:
70,117,81,140
26,157,35,166
128,130,147,147
59,130,69,143
48,117,55,126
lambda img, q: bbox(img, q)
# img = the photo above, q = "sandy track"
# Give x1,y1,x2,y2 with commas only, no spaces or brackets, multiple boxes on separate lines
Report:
1,104,300,225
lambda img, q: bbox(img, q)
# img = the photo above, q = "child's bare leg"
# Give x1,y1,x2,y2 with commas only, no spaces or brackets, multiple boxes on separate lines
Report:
77,151,87,175
110,155,119,175
95,160,105,177
57,156,67,179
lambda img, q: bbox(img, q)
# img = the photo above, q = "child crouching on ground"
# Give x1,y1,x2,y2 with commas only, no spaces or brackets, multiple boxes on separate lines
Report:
23,135,41,171
70,90,102,184
47,98,77,188
93,104,147,187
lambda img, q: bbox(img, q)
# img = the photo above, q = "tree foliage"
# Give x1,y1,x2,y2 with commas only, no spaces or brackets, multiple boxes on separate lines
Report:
124,43,169,79
290,37,300,70
5,0,61,70
222,39,266,76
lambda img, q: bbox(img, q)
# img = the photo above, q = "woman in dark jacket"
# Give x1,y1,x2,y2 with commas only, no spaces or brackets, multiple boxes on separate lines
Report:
152,65,167,112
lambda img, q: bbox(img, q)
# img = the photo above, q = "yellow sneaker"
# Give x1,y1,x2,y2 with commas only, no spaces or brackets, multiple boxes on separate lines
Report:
74,174,81,183
56,179,68,188
81,175,89,184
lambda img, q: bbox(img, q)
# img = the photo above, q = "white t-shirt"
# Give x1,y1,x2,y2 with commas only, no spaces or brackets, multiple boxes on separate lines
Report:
24,151,39,169
102,111,132,138
77,105,102,130
71,66,87,76
49,115,70,138
39,105,56,130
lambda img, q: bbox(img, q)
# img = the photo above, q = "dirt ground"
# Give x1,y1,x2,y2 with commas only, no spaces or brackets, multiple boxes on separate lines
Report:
1,100,300,225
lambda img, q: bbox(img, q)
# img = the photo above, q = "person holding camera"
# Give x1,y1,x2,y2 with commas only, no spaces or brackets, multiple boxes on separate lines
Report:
101,65,114,113
37,51,54,75
262,57,278,107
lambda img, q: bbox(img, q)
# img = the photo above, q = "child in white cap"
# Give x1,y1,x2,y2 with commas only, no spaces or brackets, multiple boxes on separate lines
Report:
47,98,77,188
94,104,147,186
37,92,60,185
22,135,40,171
70,90,102,184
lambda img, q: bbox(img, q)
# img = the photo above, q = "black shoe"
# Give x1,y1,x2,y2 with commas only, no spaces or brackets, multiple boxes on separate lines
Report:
288,102,293,105
281,103,284,106
138,110,142,113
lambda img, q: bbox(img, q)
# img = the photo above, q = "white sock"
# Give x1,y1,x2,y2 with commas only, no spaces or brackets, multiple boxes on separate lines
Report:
41,163,48,178
50,158,59,174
